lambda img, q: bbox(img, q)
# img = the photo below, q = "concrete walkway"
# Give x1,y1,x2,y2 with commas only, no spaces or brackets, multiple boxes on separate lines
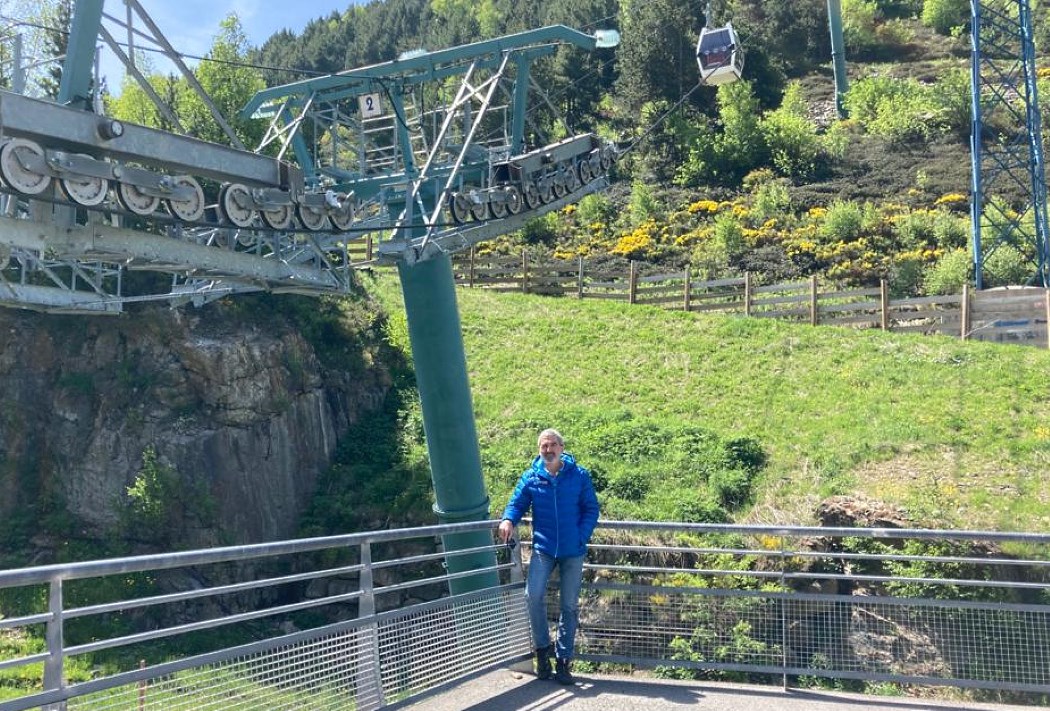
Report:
397,668,1035,711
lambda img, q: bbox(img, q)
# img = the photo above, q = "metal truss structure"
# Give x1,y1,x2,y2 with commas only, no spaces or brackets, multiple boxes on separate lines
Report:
970,0,1050,288
0,2,617,314
243,25,619,265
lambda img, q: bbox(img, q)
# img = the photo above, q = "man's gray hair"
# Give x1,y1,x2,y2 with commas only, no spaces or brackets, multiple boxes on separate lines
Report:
538,428,564,446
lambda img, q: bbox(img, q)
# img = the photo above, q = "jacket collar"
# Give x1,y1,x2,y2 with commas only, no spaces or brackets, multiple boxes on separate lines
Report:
531,452,576,480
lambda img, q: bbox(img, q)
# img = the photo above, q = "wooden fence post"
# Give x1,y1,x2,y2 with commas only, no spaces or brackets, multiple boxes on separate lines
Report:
577,256,585,299
684,269,692,312
628,260,638,304
744,272,752,316
810,275,819,326
880,279,889,331
961,283,970,340
468,246,476,288
522,250,529,294
365,234,374,262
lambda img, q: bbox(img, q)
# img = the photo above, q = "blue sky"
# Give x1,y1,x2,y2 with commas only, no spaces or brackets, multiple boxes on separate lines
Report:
100,1,356,85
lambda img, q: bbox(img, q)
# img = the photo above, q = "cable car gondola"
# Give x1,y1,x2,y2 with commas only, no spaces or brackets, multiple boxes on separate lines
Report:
696,22,743,86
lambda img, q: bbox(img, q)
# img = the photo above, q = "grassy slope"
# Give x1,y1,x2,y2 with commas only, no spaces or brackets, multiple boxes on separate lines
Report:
368,272,1050,532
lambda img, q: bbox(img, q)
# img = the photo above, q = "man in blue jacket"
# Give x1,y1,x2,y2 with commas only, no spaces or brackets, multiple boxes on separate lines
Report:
498,428,600,685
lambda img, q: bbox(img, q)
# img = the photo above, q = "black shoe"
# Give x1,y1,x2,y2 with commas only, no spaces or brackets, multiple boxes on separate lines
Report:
535,644,553,680
555,658,574,685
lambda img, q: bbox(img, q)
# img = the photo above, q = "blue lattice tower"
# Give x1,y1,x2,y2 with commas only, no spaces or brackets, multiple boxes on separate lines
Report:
970,0,1050,288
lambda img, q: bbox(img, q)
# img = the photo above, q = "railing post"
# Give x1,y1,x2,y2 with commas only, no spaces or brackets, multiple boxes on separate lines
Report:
961,283,971,340
509,539,524,585
809,275,819,326
44,577,64,711
138,660,146,711
468,245,476,288
357,541,384,709
744,271,752,317
522,250,529,294
880,278,889,330
507,538,532,674
683,269,691,312
628,260,638,304
1045,288,1050,349
366,234,374,262
577,256,584,299
779,536,788,691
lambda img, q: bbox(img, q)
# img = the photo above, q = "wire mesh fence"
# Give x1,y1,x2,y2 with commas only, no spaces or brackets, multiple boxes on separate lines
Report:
4,520,1050,709
564,521,1050,699
0,521,529,711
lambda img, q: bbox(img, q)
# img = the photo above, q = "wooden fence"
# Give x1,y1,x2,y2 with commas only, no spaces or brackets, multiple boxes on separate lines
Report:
346,240,1050,349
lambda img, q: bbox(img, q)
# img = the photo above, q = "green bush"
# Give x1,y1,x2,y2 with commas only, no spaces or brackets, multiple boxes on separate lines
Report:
923,247,971,294
520,212,560,245
866,92,934,142
628,180,661,224
821,200,868,242
608,472,651,501
932,211,969,250
567,415,768,521
893,210,938,250
844,76,944,142
725,437,768,472
711,81,768,183
709,468,756,509
760,83,824,179
922,0,969,34
752,180,792,222
889,253,927,297
121,446,216,546
673,120,718,187
929,68,972,137
674,491,730,523
576,193,615,225
713,211,748,263
984,243,1032,286
842,0,882,53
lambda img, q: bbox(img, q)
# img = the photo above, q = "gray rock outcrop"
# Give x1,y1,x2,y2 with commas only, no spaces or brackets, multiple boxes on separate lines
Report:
0,297,392,554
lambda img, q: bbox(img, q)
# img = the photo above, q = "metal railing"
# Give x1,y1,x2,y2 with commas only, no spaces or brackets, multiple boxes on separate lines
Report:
0,521,530,711
575,521,1050,700
3,520,1050,709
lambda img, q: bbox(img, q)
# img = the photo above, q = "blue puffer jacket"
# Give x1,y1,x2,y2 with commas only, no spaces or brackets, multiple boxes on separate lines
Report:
501,452,600,558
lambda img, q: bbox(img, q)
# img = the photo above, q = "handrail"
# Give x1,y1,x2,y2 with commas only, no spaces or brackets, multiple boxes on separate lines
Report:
2,519,1050,709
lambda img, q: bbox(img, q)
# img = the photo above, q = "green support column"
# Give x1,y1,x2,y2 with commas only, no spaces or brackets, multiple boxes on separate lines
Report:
397,253,498,594
59,0,105,109
827,0,850,118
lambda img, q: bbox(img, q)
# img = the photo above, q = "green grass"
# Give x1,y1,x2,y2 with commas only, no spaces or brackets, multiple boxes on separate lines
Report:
366,271,1050,531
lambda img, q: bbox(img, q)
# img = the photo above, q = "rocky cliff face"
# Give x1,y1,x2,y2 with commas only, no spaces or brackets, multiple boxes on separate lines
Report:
0,296,393,556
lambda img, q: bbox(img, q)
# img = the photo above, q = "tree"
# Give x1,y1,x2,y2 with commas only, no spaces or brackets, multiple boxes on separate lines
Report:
190,15,266,147
543,0,620,132
37,0,72,99
108,15,265,150
615,0,704,112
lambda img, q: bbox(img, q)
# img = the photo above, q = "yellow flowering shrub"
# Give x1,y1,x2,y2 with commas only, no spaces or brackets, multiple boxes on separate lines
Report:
610,220,657,259
688,199,720,215
675,226,713,247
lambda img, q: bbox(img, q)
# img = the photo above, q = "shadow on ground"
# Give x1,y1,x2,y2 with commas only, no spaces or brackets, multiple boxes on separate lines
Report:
396,670,1033,711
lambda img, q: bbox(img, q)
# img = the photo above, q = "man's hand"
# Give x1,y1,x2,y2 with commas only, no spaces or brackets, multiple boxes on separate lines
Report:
497,519,514,543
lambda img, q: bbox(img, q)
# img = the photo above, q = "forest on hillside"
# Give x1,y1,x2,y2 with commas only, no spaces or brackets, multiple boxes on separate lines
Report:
5,0,1047,295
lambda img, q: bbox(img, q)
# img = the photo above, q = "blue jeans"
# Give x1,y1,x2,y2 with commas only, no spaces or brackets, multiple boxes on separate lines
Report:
525,551,585,660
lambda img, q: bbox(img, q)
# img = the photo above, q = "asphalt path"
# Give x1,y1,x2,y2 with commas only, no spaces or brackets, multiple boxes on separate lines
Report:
396,668,1036,711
